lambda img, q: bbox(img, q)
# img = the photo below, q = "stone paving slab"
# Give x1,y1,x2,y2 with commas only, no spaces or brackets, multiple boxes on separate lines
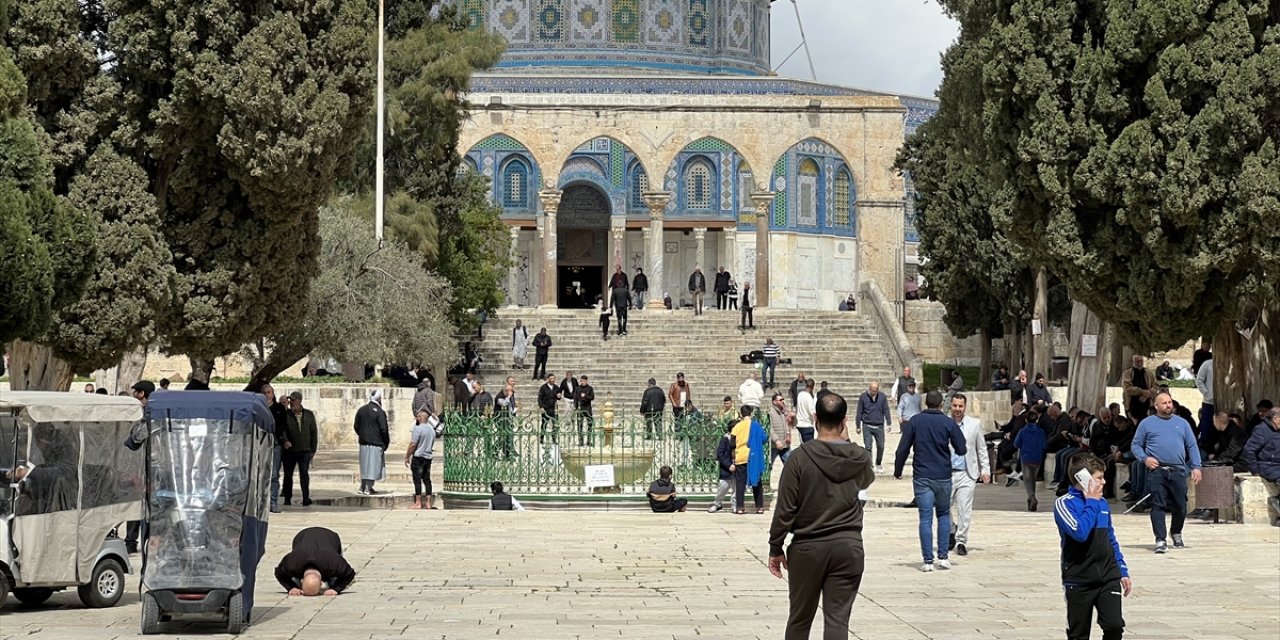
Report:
2,496,1277,640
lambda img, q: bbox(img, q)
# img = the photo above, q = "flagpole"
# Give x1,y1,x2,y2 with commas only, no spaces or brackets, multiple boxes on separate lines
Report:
375,0,386,246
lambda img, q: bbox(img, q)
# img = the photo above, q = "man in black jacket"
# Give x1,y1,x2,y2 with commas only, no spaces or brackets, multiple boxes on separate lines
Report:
282,391,319,506
609,265,630,335
1206,411,1250,472
260,384,291,513
714,266,731,310
275,527,356,596
575,375,596,446
353,389,390,496
538,374,560,445
640,378,666,439
688,267,707,315
740,282,754,329
531,328,552,380
632,267,649,309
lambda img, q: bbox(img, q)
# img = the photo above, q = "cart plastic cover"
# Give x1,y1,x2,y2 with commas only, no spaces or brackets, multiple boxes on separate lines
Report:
0,391,142,424
141,392,274,600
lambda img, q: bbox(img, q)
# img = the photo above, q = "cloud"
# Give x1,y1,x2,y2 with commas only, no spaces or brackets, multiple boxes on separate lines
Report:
769,0,957,98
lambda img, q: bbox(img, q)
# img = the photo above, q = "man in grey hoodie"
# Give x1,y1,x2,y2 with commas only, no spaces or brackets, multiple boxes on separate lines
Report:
768,392,876,640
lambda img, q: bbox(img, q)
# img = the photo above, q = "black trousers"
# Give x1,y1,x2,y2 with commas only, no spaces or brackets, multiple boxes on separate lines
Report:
733,465,762,511
1064,580,1125,640
643,412,662,438
599,313,610,338
785,538,865,640
410,457,433,496
614,304,628,334
716,291,729,309
533,352,548,379
282,450,314,501
741,305,753,328
577,410,595,445
540,412,558,444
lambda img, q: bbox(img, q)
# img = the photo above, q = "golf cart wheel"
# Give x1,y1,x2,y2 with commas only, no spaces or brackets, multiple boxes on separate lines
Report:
226,590,246,634
140,592,161,635
12,587,55,606
77,558,125,608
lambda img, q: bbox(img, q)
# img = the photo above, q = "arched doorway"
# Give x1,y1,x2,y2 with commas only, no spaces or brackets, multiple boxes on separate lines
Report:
557,183,611,308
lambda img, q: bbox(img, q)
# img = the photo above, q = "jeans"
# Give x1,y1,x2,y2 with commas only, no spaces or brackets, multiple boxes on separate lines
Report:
270,445,282,509
692,290,705,314
633,290,646,308
1147,466,1188,541
861,425,885,466
762,357,777,387
772,446,791,464
1127,460,1147,499
1198,402,1216,442
1023,463,1041,502
798,427,815,444
577,411,595,446
712,478,734,507
912,477,952,563
1054,447,1082,484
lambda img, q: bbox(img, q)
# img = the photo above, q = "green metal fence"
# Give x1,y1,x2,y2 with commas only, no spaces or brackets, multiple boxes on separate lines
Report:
441,411,774,496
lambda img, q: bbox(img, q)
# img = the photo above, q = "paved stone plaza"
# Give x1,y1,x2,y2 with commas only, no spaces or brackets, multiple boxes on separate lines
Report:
2,477,1277,640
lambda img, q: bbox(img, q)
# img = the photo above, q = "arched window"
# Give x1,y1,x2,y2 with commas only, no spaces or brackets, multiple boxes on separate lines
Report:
685,159,712,210
796,158,819,226
833,167,852,227
501,158,529,209
629,164,649,210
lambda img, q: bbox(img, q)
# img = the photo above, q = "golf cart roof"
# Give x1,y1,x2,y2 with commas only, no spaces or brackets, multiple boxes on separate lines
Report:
0,390,144,423
146,391,274,430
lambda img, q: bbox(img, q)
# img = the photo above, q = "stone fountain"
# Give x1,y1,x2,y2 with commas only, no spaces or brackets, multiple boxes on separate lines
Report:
559,391,655,491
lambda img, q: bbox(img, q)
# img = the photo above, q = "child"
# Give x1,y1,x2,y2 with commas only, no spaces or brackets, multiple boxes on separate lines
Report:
897,381,921,433
1014,412,1048,511
707,427,736,513
489,481,526,511
1054,454,1131,640
647,466,689,512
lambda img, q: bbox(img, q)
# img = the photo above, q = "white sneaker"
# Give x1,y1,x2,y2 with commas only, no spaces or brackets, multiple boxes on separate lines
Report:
920,563,934,573
936,559,952,570
1008,472,1023,481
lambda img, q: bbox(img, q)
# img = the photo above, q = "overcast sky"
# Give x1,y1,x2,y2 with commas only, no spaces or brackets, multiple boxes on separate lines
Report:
770,0,957,98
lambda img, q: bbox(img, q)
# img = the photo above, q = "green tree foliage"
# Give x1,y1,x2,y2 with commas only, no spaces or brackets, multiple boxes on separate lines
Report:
948,0,1280,353
342,1,508,327
50,147,175,370
0,8,94,344
244,197,456,390
897,6,1034,356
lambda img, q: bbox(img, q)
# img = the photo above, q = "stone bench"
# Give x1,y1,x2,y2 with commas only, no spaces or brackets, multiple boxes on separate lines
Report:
1235,474,1280,525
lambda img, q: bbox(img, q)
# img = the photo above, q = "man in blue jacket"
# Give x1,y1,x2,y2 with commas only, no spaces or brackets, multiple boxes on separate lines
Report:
894,391,966,572
1054,453,1131,640
1130,392,1202,554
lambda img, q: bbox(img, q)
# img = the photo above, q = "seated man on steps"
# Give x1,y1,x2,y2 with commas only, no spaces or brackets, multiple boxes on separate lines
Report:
647,466,689,513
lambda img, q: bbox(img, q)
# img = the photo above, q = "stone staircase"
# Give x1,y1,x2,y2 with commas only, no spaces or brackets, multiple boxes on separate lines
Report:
462,307,898,412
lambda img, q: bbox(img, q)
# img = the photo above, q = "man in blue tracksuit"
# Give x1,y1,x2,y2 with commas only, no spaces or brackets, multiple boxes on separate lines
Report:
1130,392,1202,554
1055,453,1131,640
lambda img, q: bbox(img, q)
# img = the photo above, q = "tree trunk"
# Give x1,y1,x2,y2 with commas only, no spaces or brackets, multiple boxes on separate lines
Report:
1214,306,1280,414
6,340,75,391
1066,301,1112,412
1107,338,1130,386
1032,266,1049,379
244,346,311,393
1006,318,1021,374
189,357,216,388
979,327,992,391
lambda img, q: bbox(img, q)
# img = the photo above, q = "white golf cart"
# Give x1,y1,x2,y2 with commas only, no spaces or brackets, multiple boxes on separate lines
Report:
0,391,142,609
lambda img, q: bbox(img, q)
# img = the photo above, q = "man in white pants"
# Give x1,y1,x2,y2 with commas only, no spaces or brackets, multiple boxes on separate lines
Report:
947,393,989,557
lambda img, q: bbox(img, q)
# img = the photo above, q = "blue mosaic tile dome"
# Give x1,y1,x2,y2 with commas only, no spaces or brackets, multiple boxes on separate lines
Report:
460,0,772,76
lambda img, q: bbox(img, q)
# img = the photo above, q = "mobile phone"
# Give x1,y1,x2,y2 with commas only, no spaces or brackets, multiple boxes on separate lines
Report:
1074,468,1094,490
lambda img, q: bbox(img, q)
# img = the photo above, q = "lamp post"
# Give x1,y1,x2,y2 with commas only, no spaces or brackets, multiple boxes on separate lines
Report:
375,0,385,245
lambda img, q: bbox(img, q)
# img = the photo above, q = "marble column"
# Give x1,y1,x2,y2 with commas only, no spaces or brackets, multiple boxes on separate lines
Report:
693,227,707,271
723,228,738,278
611,220,626,269
538,189,562,308
506,226,520,308
750,192,776,308
642,192,672,309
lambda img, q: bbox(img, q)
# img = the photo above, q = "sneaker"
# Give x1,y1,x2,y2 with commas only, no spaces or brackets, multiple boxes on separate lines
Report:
1172,534,1185,549
302,498,313,507
1009,472,1023,481
936,559,951,570
956,544,968,556
707,505,722,513
1155,540,1167,554
920,563,934,573
270,505,282,514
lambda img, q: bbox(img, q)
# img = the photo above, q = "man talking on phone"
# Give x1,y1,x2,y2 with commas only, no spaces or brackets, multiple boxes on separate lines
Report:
1130,391,1202,554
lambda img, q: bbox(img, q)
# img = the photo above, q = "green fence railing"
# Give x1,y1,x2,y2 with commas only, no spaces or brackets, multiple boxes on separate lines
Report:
441,411,774,497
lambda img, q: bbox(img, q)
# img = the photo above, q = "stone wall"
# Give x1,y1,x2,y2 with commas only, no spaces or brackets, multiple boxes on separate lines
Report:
208,383,430,450
956,386,1206,432
904,300,986,365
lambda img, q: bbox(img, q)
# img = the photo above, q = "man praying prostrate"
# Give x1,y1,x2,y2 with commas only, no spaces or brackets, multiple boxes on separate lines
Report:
275,527,356,596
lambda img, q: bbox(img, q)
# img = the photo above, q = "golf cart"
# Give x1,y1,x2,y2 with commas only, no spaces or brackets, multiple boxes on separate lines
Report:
0,391,142,609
